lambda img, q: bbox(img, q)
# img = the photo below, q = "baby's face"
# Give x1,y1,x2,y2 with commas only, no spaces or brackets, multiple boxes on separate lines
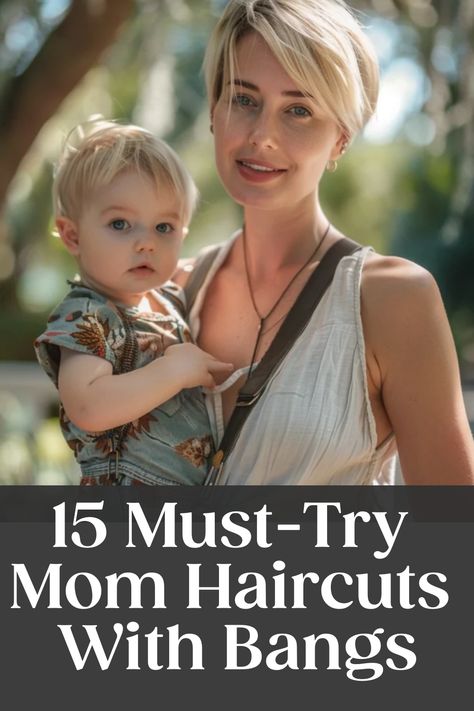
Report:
57,171,186,307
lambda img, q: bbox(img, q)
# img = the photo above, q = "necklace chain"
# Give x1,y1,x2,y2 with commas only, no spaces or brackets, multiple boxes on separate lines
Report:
243,222,331,375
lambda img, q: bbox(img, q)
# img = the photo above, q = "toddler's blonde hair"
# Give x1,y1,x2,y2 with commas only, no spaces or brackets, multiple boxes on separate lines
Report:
53,118,198,224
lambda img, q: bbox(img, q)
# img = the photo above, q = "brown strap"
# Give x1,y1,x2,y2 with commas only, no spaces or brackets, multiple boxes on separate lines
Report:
159,282,187,319
205,236,362,485
183,243,223,316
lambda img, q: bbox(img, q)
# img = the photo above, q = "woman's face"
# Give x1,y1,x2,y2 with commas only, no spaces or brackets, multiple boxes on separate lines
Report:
212,32,345,212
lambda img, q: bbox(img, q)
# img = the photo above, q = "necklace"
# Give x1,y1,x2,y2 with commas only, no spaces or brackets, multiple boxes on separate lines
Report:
243,222,331,376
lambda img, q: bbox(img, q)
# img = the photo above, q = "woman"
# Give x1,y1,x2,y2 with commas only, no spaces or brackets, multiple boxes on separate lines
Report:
177,0,474,484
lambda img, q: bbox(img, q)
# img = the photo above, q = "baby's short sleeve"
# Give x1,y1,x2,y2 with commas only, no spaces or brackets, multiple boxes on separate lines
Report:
35,294,125,387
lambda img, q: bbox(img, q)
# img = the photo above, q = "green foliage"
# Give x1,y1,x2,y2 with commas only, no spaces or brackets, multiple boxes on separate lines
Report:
0,309,49,360
390,146,474,361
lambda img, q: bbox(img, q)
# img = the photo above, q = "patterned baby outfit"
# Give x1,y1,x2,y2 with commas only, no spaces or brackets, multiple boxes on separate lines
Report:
35,281,212,485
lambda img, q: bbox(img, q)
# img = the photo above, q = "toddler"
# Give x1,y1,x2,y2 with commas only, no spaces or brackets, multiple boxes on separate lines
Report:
35,120,232,485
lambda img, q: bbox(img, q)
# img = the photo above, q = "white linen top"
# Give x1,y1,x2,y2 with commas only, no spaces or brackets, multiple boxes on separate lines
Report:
190,236,397,485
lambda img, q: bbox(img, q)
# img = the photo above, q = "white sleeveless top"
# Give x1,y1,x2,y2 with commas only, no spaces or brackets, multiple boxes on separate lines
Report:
190,236,397,485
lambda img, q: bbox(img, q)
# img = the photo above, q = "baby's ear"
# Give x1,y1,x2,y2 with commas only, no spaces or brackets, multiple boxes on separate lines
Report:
56,217,80,256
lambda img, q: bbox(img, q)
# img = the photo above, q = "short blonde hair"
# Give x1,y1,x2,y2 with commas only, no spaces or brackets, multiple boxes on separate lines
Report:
204,0,379,136
53,119,198,224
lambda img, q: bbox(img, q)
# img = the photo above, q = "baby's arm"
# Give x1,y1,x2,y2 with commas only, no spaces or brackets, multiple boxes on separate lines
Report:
58,343,232,432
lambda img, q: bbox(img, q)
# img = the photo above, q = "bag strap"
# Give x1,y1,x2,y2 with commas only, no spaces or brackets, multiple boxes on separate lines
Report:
205,236,362,485
159,282,187,319
183,243,224,316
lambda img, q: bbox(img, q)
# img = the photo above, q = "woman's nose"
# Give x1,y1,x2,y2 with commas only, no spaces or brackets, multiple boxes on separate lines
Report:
248,110,278,150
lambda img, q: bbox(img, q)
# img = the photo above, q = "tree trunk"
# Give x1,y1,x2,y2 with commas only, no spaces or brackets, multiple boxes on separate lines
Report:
0,0,135,211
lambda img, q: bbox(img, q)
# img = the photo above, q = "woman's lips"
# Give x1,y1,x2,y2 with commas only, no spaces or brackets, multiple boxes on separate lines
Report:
236,159,286,183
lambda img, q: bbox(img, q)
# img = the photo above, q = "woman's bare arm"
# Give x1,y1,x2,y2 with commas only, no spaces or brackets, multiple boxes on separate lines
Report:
362,255,474,484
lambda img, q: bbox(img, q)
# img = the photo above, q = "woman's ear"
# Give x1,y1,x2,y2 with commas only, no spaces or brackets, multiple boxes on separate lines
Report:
332,131,350,159
56,217,80,256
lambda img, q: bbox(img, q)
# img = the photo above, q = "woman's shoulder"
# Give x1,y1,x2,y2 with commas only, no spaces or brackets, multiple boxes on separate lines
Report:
361,251,441,317
173,235,239,288
172,258,196,288
360,251,447,364
173,240,231,290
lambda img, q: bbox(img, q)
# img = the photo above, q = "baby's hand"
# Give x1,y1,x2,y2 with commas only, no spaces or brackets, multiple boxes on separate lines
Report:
163,343,233,389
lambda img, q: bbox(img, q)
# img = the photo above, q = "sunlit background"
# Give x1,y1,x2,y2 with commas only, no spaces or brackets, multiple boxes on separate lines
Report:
0,0,473,483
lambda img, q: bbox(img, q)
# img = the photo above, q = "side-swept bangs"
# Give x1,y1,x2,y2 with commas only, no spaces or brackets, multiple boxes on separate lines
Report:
204,0,379,136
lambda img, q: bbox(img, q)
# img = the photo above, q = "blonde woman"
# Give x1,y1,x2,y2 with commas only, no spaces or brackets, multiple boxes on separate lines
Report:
177,0,474,485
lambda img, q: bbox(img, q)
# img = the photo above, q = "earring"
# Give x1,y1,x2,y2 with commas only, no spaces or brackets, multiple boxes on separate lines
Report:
340,140,348,155
327,159,338,173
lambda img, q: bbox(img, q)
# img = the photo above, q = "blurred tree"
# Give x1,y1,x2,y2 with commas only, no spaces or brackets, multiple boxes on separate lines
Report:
350,0,474,371
0,0,135,211
0,0,219,359
355,0,474,244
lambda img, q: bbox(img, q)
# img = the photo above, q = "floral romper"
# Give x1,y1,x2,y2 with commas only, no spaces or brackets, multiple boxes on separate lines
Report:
35,281,213,485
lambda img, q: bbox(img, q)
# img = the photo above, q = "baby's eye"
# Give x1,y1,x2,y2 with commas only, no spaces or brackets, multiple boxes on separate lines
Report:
155,223,173,234
288,105,312,118
109,219,130,231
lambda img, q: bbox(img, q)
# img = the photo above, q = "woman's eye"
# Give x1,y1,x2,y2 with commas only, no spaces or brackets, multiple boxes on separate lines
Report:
155,223,173,234
289,105,312,118
109,219,130,231
232,94,255,108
